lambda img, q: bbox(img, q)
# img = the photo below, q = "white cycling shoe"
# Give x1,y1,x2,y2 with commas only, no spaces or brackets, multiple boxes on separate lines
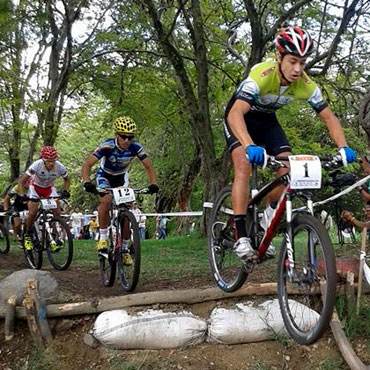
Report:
234,237,258,260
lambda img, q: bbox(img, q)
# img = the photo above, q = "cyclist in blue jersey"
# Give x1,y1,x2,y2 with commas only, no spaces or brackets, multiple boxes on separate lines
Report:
82,116,159,253
224,26,357,261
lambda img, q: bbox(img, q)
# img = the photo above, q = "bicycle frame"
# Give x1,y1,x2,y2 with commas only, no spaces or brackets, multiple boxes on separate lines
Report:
248,164,315,278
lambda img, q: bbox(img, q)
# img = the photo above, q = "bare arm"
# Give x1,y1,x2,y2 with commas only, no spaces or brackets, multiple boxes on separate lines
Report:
141,158,157,185
82,154,99,183
227,100,253,147
3,195,10,211
18,174,31,195
318,107,348,148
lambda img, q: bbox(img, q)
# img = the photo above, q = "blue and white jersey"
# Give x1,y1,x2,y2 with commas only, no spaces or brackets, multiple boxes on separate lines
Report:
93,138,148,175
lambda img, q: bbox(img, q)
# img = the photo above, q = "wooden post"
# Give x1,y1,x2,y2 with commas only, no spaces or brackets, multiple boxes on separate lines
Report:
4,295,17,341
346,271,355,306
357,228,367,315
27,279,53,343
23,294,44,349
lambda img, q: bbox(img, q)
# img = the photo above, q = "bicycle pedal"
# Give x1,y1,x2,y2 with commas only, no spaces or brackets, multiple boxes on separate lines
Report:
242,259,256,273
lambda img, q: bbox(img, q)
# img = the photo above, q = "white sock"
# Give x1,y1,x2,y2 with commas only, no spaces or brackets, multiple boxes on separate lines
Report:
99,229,108,240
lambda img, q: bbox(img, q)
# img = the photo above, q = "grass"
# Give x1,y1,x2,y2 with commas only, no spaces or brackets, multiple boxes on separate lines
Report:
2,233,210,284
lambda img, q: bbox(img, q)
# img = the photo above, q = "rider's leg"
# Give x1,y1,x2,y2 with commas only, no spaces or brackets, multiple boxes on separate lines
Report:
265,150,291,205
231,146,257,259
98,194,112,239
231,145,251,236
25,201,39,232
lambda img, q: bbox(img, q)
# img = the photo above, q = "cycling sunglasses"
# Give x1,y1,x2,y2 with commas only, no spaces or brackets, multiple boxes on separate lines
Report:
118,134,135,140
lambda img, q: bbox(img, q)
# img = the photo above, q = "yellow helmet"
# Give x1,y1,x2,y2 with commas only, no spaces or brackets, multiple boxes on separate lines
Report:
114,116,137,134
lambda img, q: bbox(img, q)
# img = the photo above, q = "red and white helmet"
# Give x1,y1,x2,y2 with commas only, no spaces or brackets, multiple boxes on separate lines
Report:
41,146,58,160
276,26,314,58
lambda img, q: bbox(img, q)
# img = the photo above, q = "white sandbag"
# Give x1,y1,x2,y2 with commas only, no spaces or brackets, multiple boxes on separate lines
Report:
92,309,207,349
208,299,320,344
207,303,272,344
260,299,320,334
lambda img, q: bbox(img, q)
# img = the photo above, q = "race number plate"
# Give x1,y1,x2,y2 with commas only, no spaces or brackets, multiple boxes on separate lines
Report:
41,199,58,210
289,155,322,189
112,187,135,205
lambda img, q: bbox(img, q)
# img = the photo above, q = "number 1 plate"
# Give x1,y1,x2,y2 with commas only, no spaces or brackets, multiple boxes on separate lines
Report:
289,155,322,189
41,199,58,210
112,187,135,205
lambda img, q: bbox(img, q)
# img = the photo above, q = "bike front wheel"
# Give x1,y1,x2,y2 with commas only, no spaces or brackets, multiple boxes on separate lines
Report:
277,213,336,345
23,227,43,269
99,229,116,287
46,216,74,270
208,186,248,292
0,223,10,253
116,211,141,292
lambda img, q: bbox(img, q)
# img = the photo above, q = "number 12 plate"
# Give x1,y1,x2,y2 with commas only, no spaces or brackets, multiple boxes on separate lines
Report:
289,155,322,189
112,187,136,204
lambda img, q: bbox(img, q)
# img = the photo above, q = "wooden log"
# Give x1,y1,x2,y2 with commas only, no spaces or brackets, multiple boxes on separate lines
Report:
4,295,17,341
357,228,367,315
23,294,44,349
330,309,368,370
1,282,369,319
27,279,53,343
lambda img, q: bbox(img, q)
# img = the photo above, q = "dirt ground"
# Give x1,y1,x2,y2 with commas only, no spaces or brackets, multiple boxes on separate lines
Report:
0,253,369,370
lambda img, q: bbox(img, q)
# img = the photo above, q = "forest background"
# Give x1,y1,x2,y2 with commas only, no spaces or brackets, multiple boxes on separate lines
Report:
1,0,370,223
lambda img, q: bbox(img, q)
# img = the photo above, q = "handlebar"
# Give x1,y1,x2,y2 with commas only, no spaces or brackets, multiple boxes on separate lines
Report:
96,187,151,195
265,154,344,170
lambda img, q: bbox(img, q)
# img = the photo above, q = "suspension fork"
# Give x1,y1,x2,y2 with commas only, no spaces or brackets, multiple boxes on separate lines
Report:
284,193,296,278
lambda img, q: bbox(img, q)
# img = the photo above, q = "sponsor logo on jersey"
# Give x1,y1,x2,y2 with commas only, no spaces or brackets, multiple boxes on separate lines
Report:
261,66,275,77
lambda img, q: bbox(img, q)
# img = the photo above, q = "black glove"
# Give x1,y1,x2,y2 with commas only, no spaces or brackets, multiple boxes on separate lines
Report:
61,190,70,199
84,181,97,194
148,183,159,194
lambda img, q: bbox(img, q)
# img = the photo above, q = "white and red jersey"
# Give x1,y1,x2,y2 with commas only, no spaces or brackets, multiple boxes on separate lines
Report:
26,159,68,188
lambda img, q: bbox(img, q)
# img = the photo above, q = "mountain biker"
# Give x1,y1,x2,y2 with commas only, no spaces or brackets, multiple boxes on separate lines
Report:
81,116,159,258
224,26,357,261
18,146,71,251
3,181,29,244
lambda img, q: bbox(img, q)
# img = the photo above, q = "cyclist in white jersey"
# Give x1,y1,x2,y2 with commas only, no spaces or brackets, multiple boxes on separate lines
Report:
18,146,70,250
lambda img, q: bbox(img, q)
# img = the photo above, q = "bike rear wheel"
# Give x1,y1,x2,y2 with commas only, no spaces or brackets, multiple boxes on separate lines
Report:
99,228,116,287
23,226,43,269
116,211,141,292
277,214,336,345
208,186,248,292
0,223,10,254
46,216,74,270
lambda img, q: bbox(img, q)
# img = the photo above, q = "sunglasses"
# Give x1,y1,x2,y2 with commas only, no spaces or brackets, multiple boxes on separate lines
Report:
118,134,135,140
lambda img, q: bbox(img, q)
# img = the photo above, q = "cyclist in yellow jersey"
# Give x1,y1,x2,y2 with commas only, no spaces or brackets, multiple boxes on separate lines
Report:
224,26,357,261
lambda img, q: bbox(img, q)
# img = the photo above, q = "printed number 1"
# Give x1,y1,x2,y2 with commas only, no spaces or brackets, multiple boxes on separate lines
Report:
303,163,309,178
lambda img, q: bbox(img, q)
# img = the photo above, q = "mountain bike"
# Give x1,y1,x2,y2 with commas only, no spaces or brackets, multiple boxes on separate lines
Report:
97,186,150,292
208,154,340,345
0,211,10,254
21,197,73,270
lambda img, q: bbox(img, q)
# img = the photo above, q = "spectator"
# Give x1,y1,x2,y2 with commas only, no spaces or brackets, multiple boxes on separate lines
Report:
71,207,83,239
156,215,171,240
88,217,99,240
83,209,90,226
131,202,146,240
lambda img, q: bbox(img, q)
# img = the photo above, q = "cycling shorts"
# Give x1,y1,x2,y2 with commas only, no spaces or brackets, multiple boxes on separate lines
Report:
223,111,291,155
28,184,58,199
96,169,129,189
12,196,28,214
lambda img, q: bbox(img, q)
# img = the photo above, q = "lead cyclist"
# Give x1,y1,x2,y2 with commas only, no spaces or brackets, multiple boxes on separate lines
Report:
224,25,357,261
